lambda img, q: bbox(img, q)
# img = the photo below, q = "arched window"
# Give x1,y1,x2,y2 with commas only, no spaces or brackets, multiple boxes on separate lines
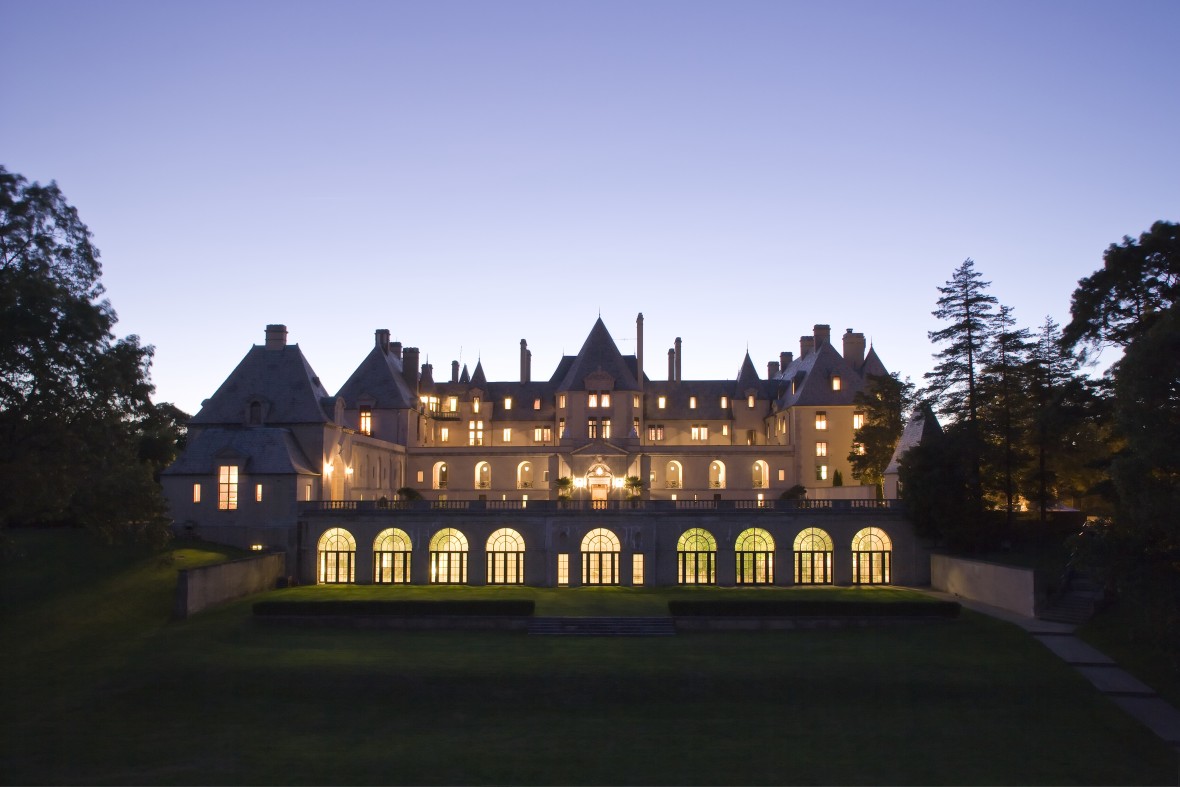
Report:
793,527,833,584
852,528,892,584
666,460,682,489
433,461,448,490
581,528,620,585
486,528,526,584
517,461,533,489
709,460,726,489
475,461,491,490
374,528,411,584
430,528,469,584
735,527,775,584
752,460,769,489
318,527,356,584
677,528,717,584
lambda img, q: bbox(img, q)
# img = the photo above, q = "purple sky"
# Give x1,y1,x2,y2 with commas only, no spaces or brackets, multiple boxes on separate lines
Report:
4,0,1177,415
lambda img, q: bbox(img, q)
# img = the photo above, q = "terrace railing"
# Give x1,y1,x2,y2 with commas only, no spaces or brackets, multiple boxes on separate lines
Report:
300,498,905,515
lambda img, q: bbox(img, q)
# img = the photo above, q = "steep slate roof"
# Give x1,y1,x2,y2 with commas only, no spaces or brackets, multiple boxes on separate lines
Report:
190,344,332,426
885,404,942,476
861,346,888,378
162,427,318,476
470,361,487,387
459,364,471,384
734,352,761,392
335,344,416,410
554,318,641,391
775,341,881,409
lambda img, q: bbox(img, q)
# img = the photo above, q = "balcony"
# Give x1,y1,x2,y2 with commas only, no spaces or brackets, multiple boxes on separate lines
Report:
300,498,905,515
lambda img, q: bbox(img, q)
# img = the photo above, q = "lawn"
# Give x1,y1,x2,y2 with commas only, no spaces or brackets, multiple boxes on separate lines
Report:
1,529,1175,785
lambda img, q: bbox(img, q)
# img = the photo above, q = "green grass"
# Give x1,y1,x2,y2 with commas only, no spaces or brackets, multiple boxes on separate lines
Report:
2,529,1177,785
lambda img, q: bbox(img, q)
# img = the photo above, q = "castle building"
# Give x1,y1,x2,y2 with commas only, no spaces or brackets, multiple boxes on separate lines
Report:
162,316,928,587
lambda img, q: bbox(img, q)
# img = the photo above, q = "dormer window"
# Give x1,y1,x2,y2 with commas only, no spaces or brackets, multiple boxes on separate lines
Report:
720,396,728,409
447,396,458,412
588,393,598,408
558,394,567,409
689,396,697,409
658,396,666,409
359,406,372,436
473,397,480,414
504,397,512,410
831,376,842,391
534,398,541,410
747,394,755,408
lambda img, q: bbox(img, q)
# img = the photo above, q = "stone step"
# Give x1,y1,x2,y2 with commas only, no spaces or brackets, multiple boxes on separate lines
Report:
528,617,676,636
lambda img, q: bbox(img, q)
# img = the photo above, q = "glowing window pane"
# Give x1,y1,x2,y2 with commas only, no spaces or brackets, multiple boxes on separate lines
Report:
557,553,569,586
317,527,357,584
632,554,644,586
359,406,372,435
192,484,201,503
218,465,238,510
815,411,828,430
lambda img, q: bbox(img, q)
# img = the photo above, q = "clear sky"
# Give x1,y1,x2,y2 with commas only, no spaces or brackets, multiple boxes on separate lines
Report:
3,0,1177,415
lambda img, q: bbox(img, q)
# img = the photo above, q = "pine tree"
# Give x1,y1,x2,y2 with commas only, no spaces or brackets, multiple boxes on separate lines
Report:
978,304,1032,524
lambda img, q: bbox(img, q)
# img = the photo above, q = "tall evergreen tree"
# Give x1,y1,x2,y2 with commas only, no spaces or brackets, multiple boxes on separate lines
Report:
848,372,914,496
978,304,1032,524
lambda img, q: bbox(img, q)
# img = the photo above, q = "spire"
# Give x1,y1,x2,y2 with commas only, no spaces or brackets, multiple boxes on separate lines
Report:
556,317,640,391
470,360,487,387
735,351,760,389
459,364,470,384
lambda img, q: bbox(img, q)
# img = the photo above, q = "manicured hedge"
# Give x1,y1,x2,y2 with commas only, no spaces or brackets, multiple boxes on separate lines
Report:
667,600,960,618
253,600,535,617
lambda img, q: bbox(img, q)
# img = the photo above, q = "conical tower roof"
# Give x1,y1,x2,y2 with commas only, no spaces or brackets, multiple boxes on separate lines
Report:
556,317,640,391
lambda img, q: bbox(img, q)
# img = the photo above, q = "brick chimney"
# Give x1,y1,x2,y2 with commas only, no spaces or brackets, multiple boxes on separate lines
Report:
520,339,531,383
264,324,287,350
780,351,793,369
800,335,815,357
813,324,831,349
451,360,460,383
768,361,780,378
402,347,420,391
668,348,675,381
390,341,402,359
842,328,866,370
375,329,390,353
674,337,682,383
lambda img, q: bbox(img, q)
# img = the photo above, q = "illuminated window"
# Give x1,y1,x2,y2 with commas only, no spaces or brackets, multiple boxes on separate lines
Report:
747,394,755,408
658,396,666,409
430,528,469,584
601,392,611,408
778,469,785,482
504,397,512,410
534,425,551,442
447,396,458,412
588,393,598,408
632,554,644,586
816,464,828,481
691,424,709,441
416,470,424,483
486,528,525,585
752,460,768,489
475,461,490,489
633,417,639,436
854,442,865,455
192,484,201,503
689,396,697,409
736,528,775,584
433,462,448,489
816,441,828,457
747,429,756,446
721,395,728,408
831,376,842,391
533,398,541,410
602,418,611,439
502,427,512,442
558,394,567,408
559,418,566,438
581,528,620,585
318,527,356,584
304,483,312,501
517,461,533,489
721,424,729,436
473,397,482,414
647,424,665,441
853,412,865,430
468,420,484,446
709,461,726,488
359,405,372,435
815,411,828,430
633,394,640,407
437,426,447,443
794,528,833,584
852,528,892,584
218,465,238,510
665,460,682,488
588,418,598,438
557,553,569,586
374,528,412,584
677,528,717,584
255,484,263,503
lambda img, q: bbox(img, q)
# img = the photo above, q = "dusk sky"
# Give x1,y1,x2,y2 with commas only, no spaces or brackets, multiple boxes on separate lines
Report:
3,0,1177,416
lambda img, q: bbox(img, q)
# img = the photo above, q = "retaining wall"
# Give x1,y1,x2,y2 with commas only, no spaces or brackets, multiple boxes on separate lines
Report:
174,552,286,618
930,553,1036,617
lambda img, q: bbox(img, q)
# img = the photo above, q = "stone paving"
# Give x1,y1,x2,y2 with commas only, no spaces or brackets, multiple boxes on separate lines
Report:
924,590,1180,751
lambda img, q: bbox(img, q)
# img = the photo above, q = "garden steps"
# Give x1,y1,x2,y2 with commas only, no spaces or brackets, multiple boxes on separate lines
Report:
528,616,676,636
1038,576,1103,625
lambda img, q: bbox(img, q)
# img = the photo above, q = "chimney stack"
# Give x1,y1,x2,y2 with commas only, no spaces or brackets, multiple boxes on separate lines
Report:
375,329,390,353
768,361,780,378
668,348,676,381
391,341,402,359
800,335,815,357
264,324,287,350
813,324,831,349
780,351,793,369
636,313,644,391
402,347,420,391
842,328,866,370
674,337,682,383
520,339,531,383
451,360,460,383
420,362,433,386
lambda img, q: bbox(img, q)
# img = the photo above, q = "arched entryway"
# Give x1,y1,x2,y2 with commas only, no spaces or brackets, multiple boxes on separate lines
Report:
373,528,411,584
852,528,892,584
677,528,717,584
793,527,833,584
430,528,469,584
581,527,620,584
486,528,525,584
735,527,774,584
318,527,356,584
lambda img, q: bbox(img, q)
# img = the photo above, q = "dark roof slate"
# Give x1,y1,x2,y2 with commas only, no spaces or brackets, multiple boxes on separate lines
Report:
190,344,332,426
885,404,942,475
555,318,641,391
162,427,318,476
334,345,416,410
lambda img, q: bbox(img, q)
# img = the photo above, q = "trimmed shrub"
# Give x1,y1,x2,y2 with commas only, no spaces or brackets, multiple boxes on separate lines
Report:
667,599,959,618
253,600,535,617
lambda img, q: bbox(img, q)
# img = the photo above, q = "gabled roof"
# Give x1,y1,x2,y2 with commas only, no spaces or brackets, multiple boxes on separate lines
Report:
335,345,416,410
775,342,866,408
885,404,942,476
162,427,318,476
555,318,641,391
190,344,332,426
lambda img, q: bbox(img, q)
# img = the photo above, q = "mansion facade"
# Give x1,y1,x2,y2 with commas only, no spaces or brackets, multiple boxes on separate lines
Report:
162,316,929,586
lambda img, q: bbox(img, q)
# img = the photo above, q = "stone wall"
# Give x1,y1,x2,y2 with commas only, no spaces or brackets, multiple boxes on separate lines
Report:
930,553,1035,617
174,552,287,618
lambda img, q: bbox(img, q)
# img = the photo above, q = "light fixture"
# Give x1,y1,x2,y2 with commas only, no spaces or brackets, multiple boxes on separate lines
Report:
250,544,264,551
613,478,625,488
345,466,353,476
323,463,333,475
573,477,586,488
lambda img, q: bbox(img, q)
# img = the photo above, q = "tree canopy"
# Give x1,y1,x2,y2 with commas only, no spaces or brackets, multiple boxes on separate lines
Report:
0,166,181,542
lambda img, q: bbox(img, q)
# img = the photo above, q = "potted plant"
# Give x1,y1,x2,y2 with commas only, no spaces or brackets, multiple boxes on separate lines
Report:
624,475,643,505
555,476,573,504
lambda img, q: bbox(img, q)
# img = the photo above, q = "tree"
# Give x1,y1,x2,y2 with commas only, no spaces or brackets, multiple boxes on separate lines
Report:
925,259,998,427
848,372,915,495
978,304,1032,524
0,166,171,542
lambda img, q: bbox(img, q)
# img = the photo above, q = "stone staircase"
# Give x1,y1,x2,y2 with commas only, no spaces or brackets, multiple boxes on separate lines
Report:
1038,575,1103,625
527,616,677,636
